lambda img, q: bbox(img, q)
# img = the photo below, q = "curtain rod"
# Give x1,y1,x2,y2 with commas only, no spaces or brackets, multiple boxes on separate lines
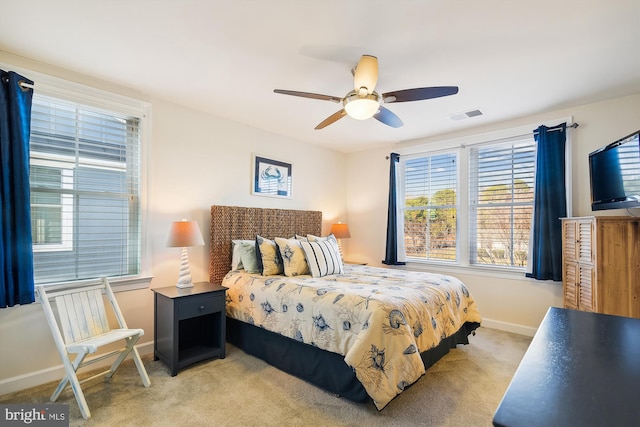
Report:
534,122,579,133
387,122,579,159
0,77,35,89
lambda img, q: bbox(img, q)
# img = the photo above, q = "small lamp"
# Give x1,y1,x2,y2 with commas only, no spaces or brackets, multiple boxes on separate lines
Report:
166,219,205,288
330,222,351,254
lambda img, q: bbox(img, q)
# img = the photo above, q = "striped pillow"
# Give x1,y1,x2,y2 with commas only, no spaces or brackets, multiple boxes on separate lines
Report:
307,233,343,260
300,239,344,277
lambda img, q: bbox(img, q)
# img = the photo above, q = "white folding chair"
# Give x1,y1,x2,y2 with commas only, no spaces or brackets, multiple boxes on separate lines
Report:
36,277,150,419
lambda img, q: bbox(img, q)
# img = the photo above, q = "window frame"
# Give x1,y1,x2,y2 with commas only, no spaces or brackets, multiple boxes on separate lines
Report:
399,150,461,264
468,138,536,269
15,66,152,291
30,159,74,252
396,118,572,277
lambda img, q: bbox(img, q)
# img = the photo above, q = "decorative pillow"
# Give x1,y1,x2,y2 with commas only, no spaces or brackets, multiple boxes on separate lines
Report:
231,239,255,270
238,242,260,273
295,234,309,241
307,233,338,244
255,235,284,276
307,233,343,260
300,239,344,278
275,237,310,277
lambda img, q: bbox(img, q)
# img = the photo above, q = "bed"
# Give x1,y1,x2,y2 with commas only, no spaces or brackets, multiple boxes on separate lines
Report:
209,205,481,409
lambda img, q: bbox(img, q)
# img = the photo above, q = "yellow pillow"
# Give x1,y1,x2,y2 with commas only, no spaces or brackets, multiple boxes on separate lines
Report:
256,235,284,275
275,237,310,277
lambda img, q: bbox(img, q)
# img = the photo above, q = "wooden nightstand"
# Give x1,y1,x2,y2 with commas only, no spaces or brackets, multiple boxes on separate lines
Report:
152,282,228,376
344,260,367,265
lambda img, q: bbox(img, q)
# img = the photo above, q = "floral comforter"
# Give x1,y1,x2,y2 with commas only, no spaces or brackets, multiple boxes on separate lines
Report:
222,264,482,409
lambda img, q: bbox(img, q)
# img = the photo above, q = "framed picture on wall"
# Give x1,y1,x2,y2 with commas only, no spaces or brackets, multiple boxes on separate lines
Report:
252,155,293,198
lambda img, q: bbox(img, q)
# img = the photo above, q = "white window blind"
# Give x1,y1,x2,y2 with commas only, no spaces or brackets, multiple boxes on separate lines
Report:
29,94,142,284
469,137,535,268
402,153,458,262
618,139,640,196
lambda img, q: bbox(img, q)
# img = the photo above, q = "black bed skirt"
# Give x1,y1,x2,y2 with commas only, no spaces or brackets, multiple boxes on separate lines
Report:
226,316,481,403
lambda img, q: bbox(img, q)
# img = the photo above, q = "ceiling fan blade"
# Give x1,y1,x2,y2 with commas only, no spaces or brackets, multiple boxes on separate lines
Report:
382,86,459,103
274,89,342,103
315,109,347,130
374,106,403,128
353,55,378,95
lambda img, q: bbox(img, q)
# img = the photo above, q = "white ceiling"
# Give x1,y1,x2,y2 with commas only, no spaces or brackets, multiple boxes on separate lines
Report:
1,0,639,153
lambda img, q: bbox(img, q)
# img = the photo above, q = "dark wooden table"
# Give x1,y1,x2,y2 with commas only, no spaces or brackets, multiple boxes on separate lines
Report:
152,282,227,376
493,307,640,427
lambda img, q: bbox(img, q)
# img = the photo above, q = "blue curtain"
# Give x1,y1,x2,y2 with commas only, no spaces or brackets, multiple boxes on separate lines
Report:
382,153,405,265
0,70,35,307
526,123,567,281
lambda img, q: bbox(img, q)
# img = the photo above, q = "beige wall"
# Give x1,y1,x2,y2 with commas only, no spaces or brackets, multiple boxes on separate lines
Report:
0,54,346,393
1,51,639,394
346,92,640,335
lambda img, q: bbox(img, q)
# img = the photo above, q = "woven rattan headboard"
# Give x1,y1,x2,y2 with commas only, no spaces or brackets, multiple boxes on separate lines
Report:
209,205,322,284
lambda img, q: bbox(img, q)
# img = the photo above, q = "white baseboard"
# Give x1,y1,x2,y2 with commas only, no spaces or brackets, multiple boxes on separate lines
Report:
0,342,154,396
480,318,537,337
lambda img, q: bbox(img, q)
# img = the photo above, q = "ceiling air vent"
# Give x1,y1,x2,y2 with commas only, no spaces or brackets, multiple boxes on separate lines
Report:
450,109,483,121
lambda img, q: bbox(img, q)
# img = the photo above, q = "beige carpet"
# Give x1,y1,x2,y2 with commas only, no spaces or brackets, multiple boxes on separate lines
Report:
1,327,531,426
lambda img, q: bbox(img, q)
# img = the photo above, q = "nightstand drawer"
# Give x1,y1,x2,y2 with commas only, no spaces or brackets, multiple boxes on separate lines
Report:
178,295,223,320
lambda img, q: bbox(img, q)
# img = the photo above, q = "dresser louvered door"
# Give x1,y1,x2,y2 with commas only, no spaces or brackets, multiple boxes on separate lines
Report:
561,220,579,310
576,220,594,263
562,218,595,312
575,218,596,312
561,217,640,318
577,263,595,312
562,262,579,310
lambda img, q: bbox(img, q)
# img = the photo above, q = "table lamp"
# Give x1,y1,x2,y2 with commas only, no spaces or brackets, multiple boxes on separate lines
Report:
166,219,205,288
330,222,351,254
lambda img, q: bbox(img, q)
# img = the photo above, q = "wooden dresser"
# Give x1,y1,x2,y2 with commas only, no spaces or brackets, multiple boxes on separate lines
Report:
561,216,640,318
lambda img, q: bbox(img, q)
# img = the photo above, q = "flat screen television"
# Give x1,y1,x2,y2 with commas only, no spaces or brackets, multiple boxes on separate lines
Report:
589,130,640,211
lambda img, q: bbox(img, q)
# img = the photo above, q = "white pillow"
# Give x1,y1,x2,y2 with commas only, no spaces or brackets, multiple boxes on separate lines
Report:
307,233,338,243
231,239,255,270
300,239,344,278
238,242,260,273
307,233,343,260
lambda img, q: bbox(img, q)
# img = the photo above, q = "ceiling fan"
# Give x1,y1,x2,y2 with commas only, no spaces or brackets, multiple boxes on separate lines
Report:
274,55,459,129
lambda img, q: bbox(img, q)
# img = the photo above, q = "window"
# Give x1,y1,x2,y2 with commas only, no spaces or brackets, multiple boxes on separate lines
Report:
30,163,73,251
399,126,548,272
469,139,535,267
402,153,458,262
29,93,144,285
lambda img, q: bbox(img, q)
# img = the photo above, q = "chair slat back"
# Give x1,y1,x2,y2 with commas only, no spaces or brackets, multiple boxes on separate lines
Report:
55,288,110,344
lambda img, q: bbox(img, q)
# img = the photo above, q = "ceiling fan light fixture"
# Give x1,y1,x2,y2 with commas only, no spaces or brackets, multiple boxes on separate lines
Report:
353,55,378,94
273,55,460,129
343,91,380,120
